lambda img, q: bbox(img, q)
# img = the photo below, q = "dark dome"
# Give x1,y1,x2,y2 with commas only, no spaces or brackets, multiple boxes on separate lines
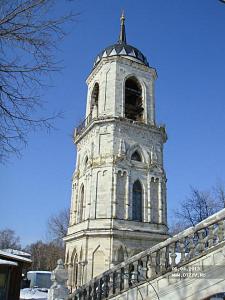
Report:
93,42,149,69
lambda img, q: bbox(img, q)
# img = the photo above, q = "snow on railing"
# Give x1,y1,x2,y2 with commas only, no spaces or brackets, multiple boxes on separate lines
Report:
68,209,225,300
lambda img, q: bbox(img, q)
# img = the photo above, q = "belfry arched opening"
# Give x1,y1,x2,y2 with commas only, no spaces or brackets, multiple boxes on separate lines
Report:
125,77,143,121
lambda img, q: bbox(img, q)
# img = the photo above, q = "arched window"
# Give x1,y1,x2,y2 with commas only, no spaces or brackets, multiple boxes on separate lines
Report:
132,180,142,221
125,77,143,121
79,185,84,222
90,83,99,113
131,151,142,162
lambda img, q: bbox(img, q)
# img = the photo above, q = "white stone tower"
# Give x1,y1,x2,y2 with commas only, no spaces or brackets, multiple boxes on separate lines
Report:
64,13,168,290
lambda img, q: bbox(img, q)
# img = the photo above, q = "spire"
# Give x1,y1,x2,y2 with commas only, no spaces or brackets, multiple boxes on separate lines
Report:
118,11,126,44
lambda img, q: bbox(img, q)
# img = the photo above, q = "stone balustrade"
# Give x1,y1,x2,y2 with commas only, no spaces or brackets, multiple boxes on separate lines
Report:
75,112,93,137
74,113,166,140
68,209,225,300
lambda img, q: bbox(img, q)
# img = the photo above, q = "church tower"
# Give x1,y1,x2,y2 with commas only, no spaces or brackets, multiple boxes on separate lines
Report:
64,13,168,290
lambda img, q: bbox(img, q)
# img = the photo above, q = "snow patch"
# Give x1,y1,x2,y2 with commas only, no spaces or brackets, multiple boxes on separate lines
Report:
20,288,48,300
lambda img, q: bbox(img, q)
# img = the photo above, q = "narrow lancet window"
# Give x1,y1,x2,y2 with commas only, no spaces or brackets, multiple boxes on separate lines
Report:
125,77,143,121
73,254,78,288
90,83,99,113
132,180,142,221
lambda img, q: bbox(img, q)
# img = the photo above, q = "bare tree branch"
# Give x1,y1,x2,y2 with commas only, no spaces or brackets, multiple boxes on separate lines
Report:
0,0,78,162
213,181,225,209
0,228,21,250
47,208,70,244
170,186,224,234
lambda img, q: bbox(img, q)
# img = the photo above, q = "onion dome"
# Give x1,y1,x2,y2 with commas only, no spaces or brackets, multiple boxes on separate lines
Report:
93,12,149,68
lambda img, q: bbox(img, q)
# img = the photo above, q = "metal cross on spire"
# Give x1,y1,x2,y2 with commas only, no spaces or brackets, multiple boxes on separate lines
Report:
118,11,127,44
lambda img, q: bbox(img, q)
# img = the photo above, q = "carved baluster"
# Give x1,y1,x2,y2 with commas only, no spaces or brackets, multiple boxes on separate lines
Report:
155,250,161,274
165,245,170,270
87,284,93,300
98,278,103,300
207,225,214,248
93,281,97,299
82,288,87,300
119,267,124,291
123,264,130,289
183,237,189,262
131,261,138,283
140,256,148,280
103,274,109,298
218,220,225,242
112,271,118,295
147,252,157,278
137,259,145,281
76,290,82,300
159,247,167,273
178,238,185,263
196,229,205,254
80,291,84,300
170,242,177,268
107,272,114,297
186,235,195,260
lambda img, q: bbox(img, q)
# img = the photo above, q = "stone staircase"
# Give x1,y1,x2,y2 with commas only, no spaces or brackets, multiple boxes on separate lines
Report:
68,209,225,300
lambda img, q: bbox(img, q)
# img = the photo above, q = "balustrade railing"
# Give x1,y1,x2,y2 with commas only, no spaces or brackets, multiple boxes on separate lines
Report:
75,112,93,137
74,112,166,139
68,209,225,300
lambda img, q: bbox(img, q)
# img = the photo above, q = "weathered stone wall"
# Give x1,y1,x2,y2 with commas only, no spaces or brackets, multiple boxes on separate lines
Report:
65,56,168,289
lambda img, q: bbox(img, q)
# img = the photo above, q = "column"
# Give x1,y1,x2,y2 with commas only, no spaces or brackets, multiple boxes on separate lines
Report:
149,76,156,125
125,171,130,219
112,171,117,218
158,179,163,224
147,173,151,222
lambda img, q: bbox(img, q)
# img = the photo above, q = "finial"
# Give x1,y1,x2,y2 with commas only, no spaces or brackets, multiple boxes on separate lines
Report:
119,10,126,44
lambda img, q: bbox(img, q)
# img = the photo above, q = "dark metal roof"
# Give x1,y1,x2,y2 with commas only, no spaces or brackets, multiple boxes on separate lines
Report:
93,12,149,69
93,43,149,69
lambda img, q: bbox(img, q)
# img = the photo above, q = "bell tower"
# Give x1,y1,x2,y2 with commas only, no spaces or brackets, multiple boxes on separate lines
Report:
64,13,168,290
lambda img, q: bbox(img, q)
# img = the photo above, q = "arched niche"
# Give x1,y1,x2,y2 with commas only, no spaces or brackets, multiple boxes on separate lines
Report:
127,144,147,164
131,150,142,162
125,77,143,121
132,180,143,222
92,249,105,278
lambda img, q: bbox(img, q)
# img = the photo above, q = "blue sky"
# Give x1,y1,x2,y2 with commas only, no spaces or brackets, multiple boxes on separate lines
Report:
1,0,225,246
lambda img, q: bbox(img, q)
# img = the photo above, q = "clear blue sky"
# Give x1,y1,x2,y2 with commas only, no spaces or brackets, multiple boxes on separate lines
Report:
1,0,225,247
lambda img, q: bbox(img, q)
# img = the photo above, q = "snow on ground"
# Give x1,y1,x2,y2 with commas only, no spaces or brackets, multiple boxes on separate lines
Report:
20,288,48,300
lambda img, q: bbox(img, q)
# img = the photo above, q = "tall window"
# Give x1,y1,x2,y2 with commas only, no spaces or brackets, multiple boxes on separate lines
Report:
73,254,78,288
79,185,84,222
132,180,142,221
90,83,99,113
125,77,143,121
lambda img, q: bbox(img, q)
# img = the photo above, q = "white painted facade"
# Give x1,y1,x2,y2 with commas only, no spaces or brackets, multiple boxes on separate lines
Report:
64,17,168,290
